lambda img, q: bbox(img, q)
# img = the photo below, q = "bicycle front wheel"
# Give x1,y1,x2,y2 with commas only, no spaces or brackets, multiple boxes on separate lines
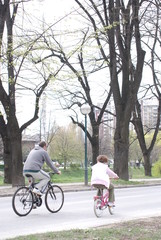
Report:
94,199,103,218
12,186,33,217
45,185,64,213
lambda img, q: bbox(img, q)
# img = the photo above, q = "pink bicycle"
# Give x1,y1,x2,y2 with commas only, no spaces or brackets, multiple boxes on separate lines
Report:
93,184,114,217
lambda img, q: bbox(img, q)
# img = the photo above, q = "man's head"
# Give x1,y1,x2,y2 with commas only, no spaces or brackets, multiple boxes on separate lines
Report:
39,141,47,150
97,155,108,164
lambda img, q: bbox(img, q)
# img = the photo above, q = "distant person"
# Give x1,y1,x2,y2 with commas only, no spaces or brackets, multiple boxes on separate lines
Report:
91,155,119,206
135,160,140,169
23,141,61,195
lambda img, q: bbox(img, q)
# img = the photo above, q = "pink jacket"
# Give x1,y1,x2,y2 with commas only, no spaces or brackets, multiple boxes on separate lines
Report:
91,162,118,188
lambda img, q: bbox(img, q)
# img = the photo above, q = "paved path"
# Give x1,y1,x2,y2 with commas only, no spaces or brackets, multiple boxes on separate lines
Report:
0,183,91,197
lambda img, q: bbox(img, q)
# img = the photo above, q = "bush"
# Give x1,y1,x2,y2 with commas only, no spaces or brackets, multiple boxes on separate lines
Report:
70,163,80,170
152,159,161,177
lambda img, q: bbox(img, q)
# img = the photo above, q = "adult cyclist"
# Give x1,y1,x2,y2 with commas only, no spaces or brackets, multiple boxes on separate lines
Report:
23,141,61,195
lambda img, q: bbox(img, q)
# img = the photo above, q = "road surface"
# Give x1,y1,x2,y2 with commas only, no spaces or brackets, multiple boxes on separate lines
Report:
0,185,161,239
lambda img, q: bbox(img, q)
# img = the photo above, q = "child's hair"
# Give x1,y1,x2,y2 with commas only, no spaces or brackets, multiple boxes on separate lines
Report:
97,155,108,163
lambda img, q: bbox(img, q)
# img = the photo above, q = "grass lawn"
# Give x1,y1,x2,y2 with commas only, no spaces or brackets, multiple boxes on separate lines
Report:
0,166,159,186
129,166,152,179
52,167,88,183
39,166,161,187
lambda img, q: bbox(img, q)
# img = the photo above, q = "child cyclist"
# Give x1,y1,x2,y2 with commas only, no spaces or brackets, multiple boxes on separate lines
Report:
91,155,119,207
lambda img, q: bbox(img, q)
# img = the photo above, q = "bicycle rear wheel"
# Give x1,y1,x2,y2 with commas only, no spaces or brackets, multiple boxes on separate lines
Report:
94,199,103,217
108,205,114,215
12,186,33,217
45,185,64,213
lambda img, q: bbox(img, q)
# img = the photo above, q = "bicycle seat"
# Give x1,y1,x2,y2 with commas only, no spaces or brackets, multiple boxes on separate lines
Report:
92,184,107,189
25,174,33,178
25,174,34,184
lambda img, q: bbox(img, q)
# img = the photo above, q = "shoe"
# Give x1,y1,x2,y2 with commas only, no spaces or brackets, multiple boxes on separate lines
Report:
108,202,115,207
32,204,37,209
32,188,43,196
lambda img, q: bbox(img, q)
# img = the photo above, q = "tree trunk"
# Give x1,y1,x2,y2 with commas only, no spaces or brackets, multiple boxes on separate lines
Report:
64,155,67,171
3,136,12,184
11,134,24,187
143,153,152,176
8,117,24,187
0,116,12,184
132,100,161,177
91,124,99,165
114,125,129,180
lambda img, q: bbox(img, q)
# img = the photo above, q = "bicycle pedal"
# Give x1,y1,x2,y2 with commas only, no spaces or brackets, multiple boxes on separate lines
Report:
108,204,115,207
94,196,102,200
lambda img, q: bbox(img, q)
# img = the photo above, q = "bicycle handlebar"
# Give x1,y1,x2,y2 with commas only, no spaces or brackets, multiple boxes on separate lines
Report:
48,171,60,176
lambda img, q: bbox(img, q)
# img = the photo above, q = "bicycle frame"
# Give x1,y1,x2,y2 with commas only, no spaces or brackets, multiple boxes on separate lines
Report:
25,174,51,194
94,188,109,208
25,172,61,203
93,184,114,217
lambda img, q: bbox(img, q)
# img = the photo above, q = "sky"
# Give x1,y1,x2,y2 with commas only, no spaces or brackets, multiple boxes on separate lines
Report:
14,0,159,135
18,0,105,134
17,0,79,134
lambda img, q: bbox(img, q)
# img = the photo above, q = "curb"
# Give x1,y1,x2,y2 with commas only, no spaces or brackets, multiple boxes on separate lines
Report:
0,181,161,197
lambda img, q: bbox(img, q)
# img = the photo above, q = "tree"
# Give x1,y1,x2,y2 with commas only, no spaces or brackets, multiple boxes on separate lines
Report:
131,0,161,176
73,0,161,180
33,1,160,181
49,124,84,170
151,132,161,163
39,0,160,180
0,1,59,185
39,93,60,145
129,131,142,166
33,25,113,165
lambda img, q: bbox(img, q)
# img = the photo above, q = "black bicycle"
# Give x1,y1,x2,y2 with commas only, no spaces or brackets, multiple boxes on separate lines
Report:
12,172,64,217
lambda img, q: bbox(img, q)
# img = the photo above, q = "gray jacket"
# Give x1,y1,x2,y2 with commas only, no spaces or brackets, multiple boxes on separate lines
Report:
23,145,59,173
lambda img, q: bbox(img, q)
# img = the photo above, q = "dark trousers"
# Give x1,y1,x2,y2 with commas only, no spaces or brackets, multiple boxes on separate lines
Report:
94,183,115,203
